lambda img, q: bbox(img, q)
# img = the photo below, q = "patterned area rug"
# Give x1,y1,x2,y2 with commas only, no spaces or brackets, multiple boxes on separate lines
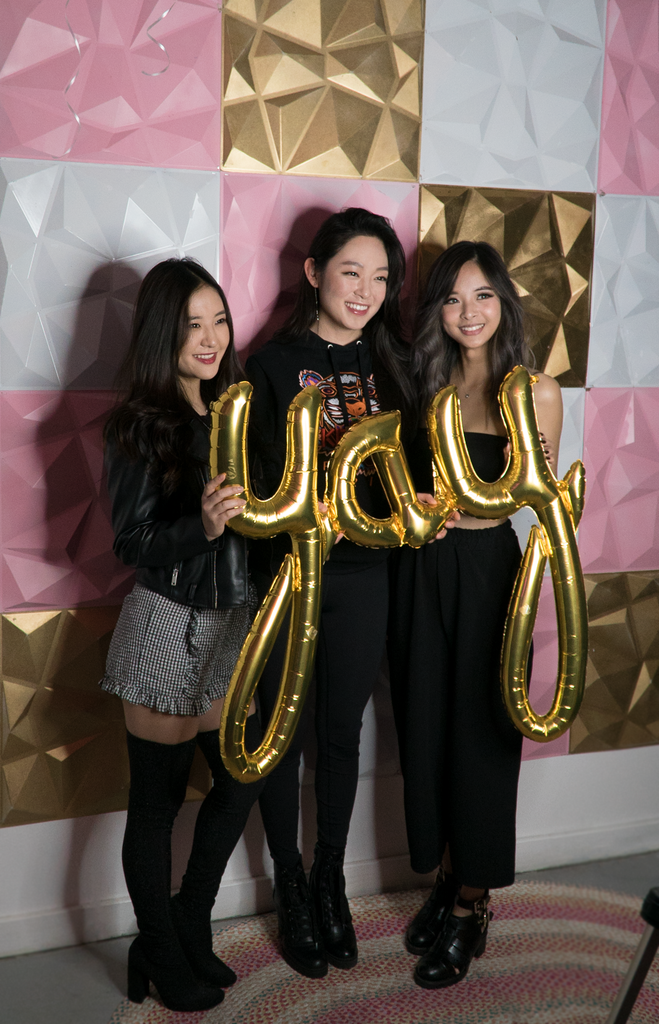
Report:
108,882,659,1024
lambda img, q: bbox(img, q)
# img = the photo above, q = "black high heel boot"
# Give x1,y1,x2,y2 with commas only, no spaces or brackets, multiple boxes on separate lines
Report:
414,890,491,989
405,866,458,955
172,716,266,988
273,858,327,978
122,732,224,1012
127,935,223,1011
309,844,358,969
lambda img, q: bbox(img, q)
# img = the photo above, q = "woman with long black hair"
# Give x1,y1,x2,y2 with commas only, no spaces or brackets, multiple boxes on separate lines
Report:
388,240,563,989
101,258,264,1012
246,207,415,978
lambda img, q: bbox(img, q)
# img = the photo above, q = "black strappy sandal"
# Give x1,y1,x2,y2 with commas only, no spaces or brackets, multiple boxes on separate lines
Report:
405,867,459,955
413,890,491,989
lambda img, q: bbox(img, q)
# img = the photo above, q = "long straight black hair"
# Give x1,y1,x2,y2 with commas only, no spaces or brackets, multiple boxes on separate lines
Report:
411,241,533,426
275,207,415,426
105,258,243,494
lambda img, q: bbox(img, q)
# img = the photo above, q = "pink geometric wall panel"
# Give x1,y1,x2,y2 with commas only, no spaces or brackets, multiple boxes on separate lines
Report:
578,388,659,573
522,579,570,762
598,0,659,195
0,391,132,612
0,0,222,170
221,174,419,353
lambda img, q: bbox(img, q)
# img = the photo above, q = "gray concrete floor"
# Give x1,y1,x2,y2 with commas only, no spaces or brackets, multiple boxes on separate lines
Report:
0,852,656,1024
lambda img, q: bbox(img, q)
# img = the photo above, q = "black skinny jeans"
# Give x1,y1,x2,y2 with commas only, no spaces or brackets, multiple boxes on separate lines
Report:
254,558,389,865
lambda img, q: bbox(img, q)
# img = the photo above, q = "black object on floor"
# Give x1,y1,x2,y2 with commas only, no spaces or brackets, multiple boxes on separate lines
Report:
605,887,659,1024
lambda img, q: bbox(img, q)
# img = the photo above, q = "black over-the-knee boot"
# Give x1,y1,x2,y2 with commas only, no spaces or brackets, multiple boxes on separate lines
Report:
122,731,224,1012
172,715,265,987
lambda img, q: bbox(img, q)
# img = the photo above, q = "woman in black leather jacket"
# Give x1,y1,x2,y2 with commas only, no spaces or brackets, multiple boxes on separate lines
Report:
101,258,264,1013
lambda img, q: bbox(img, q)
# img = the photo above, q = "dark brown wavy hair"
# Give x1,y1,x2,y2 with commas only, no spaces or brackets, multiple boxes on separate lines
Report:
104,258,242,494
274,207,415,428
411,241,533,427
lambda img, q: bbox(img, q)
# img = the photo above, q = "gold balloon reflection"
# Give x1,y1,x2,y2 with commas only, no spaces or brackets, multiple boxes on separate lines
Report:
210,369,587,783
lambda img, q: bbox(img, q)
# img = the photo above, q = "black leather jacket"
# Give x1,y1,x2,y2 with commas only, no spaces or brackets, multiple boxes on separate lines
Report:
105,416,249,609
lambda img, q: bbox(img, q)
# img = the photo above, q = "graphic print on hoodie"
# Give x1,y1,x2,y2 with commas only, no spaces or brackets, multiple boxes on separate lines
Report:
298,367,380,465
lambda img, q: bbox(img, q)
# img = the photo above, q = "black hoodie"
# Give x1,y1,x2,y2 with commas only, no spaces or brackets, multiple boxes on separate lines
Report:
245,328,397,573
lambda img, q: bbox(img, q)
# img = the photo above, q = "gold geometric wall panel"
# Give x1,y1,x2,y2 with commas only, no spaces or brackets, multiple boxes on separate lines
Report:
222,0,423,179
419,187,595,387
570,572,659,754
1,610,210,827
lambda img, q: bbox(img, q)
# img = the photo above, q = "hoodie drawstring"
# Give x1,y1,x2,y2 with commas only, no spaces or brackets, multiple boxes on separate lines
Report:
327,341,373,431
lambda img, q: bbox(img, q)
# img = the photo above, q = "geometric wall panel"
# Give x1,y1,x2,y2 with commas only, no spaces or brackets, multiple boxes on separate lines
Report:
1,608,210,827
579,388,659,574
0,0,222,170
222,0,422,180
587,195,659,387
419,186,595,387
420,0,606,191
522,578,571,762
222,173,419,352
0,159,219,389
0,391,134,612
570,571,659,754
598,0,659,195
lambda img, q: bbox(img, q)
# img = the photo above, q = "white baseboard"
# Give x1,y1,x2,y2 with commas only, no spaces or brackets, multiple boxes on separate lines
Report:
515,816,659,873
2,745,659,958
0,854,432,959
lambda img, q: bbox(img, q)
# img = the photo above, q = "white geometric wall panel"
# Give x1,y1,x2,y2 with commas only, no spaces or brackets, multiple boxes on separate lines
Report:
0,161,219,390
420,0,606,190
587,194,659,388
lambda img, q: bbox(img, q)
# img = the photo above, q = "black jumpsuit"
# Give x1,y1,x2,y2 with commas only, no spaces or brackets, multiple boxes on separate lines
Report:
388,432,524,889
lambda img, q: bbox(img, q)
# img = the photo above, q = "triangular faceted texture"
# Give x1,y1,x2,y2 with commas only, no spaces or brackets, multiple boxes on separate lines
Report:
0,0,222,168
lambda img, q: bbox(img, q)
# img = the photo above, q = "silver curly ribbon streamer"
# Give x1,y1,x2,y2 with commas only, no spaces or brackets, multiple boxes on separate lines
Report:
142,3,176,76
62,0,82,155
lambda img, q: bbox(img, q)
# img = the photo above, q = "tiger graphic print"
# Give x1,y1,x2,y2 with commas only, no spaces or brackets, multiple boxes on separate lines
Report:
298,368,380,473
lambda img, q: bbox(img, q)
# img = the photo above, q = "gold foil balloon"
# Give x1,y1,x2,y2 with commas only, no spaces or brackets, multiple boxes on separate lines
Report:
211,368,587,782
326,410,454,548
430,366,587,741
209,382,326,782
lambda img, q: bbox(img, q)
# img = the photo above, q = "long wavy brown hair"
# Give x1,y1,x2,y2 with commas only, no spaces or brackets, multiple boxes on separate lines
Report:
104,258,243,494
411,241,533,427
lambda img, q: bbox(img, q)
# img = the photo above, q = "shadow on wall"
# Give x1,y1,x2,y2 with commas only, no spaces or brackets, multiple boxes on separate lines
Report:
29,262,142,613
241,205,336,360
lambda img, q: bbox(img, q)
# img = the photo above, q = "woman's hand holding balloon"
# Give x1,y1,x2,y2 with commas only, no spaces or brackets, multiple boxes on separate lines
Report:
417,495,460,542
202,473,246,541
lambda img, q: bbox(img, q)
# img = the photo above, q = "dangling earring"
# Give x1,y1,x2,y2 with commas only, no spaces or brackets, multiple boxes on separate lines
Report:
314,287,320,321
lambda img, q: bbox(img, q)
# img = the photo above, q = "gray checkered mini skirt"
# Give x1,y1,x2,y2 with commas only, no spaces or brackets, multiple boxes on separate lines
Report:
100,583,257,715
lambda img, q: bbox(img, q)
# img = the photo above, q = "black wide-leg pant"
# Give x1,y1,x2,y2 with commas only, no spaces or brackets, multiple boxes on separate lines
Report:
388,521,524,890
254,558,389,864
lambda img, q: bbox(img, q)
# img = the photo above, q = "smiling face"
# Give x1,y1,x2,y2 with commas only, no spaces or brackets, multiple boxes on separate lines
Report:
441,260,502,354
305,234,389,346
177,284,230,407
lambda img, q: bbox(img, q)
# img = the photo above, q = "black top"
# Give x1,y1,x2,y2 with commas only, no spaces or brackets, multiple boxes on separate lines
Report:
245,328,398,573
405,429,508,494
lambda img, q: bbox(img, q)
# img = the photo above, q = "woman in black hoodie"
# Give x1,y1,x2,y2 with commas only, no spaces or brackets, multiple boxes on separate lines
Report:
246,208,415,978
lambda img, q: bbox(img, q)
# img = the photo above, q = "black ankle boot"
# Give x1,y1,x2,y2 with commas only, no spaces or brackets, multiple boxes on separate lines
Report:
309,844,358,970
127,935,224,1011
173,718,265,988
414,890,491,989
405,866,458,955
122,732,224,1011
273,859,327,978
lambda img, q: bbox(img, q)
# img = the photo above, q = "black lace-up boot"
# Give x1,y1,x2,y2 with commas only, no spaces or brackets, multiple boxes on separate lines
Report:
273,858,327,978
309,844,358,969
